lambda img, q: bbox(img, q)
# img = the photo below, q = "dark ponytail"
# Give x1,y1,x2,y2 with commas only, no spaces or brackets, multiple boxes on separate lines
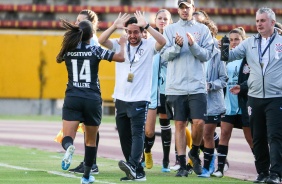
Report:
56,19,93,63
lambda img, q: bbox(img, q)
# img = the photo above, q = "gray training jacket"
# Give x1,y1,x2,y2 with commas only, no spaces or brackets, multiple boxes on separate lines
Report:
229,30,282,98
161,19,214,95
206,47,228,116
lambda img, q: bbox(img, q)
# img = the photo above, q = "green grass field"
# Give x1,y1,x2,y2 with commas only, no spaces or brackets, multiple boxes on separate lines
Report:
0,146,252,184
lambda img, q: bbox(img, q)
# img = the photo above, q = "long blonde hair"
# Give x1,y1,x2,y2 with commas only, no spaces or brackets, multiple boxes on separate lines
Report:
78,9,98,34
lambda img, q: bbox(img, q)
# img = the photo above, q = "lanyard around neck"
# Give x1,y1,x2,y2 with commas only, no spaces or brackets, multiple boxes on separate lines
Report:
127,41,143,70
258,33,276,64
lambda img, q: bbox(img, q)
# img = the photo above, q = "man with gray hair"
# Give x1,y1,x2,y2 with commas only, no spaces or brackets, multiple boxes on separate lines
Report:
227,7,282,184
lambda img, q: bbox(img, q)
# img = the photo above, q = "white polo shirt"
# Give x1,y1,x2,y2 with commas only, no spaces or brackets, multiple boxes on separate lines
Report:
111,37,157,102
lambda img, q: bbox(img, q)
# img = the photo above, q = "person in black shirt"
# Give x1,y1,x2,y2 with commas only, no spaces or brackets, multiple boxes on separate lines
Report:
57,19,126,184
68,9,101,175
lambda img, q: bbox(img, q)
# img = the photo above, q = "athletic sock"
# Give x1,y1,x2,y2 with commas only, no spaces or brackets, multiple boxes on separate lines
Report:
61,136,73,150
217,145,228,172
84,132,100,164
203,147,214,170
190,144,200,157
160,118,171,165
83,146,96,179
178,155,187,169
144,134,155,153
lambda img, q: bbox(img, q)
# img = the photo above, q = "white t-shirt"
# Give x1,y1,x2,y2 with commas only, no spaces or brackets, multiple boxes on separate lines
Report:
111,37,157,102
260,37,270,75
90,35,100,46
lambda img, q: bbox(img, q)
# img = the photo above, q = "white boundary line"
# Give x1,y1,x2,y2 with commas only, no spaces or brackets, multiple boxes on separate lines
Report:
0,163,117,184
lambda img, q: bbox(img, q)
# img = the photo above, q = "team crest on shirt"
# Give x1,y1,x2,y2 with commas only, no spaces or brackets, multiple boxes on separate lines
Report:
132,49,144,62
138,49,144,55
275,43,282,52
243,64,250,74
193,32,201,42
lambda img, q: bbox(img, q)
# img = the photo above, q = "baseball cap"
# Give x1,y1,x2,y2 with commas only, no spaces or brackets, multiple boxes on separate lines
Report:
178,0,194,7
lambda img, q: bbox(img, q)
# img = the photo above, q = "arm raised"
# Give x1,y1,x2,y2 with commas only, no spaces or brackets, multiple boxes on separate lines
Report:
98,12,130,49
134,11,166,51
112,34,127,62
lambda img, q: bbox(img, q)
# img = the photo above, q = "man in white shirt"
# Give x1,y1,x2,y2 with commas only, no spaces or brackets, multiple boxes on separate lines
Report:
99,11,166,181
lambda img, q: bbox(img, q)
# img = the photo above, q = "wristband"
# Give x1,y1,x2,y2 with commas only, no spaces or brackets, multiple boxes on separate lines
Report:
144,23,150,29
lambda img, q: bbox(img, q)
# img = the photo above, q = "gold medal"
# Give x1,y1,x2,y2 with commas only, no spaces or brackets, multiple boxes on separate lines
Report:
127,73,134,82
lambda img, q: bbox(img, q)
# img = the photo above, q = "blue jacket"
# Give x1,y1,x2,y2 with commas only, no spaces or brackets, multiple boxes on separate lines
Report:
206,47,228,115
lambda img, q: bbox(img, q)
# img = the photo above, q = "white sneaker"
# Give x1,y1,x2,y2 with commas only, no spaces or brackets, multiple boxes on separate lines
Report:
211,170,223,178
81,175,95,184
61,145,75,170
170,162,180,171
224,160,229,172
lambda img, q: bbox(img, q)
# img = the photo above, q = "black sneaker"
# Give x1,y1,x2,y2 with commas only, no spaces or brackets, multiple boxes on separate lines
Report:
118,160,136,180
254,172,269,183
175,168,189,177
136,171,146,181
186,163,193,174
68,162,84,174
188,151,202,175
266,173,281,184
69,162,99,175
120,176,133,181
91,164,99,174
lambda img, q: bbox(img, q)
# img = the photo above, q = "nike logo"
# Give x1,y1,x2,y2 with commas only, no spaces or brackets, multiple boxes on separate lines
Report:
252,47,257,49
214,117,218,121
136,108,143,111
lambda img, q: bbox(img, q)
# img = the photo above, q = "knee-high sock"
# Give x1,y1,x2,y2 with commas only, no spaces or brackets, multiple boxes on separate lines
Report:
83,132,99,165
84,146,96,179
160,119,171,166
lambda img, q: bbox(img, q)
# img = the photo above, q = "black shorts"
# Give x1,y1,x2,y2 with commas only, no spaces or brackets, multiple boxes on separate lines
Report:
206,115,222,124
157,94,167,114
62,96,102,126
221,114,249,129
166,94,207,121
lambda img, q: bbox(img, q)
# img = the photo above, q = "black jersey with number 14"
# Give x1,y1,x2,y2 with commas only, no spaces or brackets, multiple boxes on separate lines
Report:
64,42,114,100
